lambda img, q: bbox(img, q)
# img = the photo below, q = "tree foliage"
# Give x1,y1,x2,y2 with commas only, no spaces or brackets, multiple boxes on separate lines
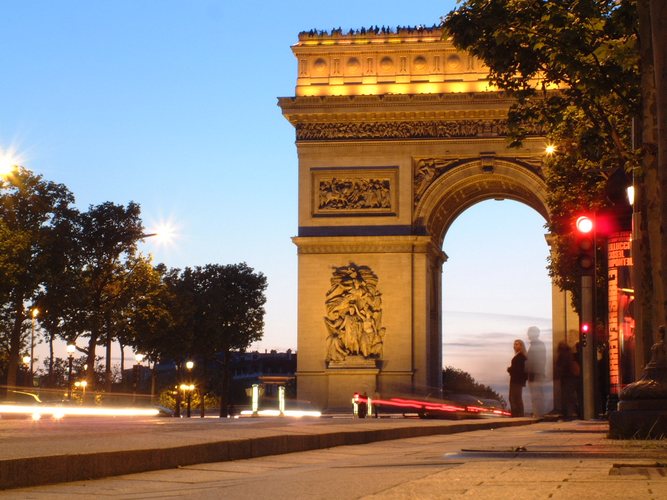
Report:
442,366,503,402
0,166,75,389
443,1,639,311
127,262,268,412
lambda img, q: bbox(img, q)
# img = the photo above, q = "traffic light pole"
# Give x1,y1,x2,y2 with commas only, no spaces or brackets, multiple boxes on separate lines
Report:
580,274,596,419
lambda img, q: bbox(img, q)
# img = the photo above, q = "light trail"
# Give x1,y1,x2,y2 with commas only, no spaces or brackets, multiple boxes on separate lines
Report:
0,404,160,419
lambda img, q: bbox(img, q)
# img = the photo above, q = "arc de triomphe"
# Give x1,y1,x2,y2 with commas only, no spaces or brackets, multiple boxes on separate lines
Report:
278,27,577,409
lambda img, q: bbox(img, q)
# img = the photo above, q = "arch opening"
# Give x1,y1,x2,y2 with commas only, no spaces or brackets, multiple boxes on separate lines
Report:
441,199,554,416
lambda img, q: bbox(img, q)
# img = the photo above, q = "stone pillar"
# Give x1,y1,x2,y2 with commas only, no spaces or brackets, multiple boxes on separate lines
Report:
293,236,444,410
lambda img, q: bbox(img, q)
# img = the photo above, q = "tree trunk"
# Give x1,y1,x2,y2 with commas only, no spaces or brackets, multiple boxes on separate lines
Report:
219,349,231,418
5,299,26,390
104,316,113,393
636,0,662,373
119,340,125,386
649,0,667,332
86,327,98,391
48,332,54,387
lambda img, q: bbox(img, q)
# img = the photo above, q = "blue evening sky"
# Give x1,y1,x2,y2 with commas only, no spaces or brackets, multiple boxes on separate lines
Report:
1,1,551,395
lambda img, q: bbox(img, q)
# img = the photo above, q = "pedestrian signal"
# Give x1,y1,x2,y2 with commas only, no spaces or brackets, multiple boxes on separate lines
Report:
580,322,590,347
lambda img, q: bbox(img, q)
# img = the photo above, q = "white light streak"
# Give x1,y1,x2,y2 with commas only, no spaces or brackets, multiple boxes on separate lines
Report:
0,404,160,418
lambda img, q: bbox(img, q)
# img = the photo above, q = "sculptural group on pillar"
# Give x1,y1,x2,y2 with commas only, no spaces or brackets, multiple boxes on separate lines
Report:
324,263,385,363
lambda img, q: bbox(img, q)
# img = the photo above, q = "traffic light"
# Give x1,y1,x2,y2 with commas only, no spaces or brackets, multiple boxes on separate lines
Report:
580,321,590,347
574,215,595,275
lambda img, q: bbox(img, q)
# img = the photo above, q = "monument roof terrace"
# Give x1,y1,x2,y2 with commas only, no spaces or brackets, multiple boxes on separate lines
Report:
297,25,443,45
290,26,493,97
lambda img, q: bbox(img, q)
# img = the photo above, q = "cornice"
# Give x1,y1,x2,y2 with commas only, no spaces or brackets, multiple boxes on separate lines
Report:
292,235,445,261
278,92,514,113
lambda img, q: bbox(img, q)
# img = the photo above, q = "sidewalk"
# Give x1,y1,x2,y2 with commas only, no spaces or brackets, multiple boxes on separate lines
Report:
0,415,533,490
2,415,667,496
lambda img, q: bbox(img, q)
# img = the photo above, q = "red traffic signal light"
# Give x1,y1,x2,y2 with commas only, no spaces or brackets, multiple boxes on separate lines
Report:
573,215,595,274
580,322,590,334
576,216,594,234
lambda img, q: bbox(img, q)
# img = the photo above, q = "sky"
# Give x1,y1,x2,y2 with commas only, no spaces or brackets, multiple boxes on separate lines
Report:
1,1,552,400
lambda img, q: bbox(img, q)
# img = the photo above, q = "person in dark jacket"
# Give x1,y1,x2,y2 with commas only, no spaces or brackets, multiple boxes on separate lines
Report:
555,341,580,420
507,339,528,417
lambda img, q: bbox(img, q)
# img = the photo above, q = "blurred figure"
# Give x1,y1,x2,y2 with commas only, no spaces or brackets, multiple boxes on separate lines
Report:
526,326,546,417
507,339,528,417
555,341,580,420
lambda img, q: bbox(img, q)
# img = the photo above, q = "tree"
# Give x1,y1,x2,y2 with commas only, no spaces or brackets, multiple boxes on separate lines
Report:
126,262,268,416
68,202,146,390
442,366,504,403
443,1,666,357
187,263,267,417
0,166,76,390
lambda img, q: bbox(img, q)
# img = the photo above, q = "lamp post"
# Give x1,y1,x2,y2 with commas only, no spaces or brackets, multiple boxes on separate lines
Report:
185,360,194,417
66,343,76,400
133,353,145,403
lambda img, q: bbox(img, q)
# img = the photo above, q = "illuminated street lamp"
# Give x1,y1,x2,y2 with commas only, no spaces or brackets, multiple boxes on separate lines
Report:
66,344,76,400
185,361,194,417
180,383,195,418
74,380,88,401
133,353,145,403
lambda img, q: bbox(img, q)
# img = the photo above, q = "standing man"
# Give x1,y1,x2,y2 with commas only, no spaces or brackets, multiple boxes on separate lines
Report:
526,326,547,417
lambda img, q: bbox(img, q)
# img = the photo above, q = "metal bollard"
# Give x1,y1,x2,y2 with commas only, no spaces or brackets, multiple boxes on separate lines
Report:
278,386,285,415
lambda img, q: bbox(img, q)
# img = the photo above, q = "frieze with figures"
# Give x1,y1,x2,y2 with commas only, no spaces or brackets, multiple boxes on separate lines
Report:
297,119,514,141
312,167,397,216
318,178,391,211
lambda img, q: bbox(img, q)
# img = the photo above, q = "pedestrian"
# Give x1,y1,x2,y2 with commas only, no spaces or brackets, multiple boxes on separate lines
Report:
555,341,580,420
526,326,546,417
507,339,528,417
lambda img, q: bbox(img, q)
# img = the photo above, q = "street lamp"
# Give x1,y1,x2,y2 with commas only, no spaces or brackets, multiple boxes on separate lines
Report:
66,343,76,400
185,361,194,417
180,383,195,418
133,353,145,403
75,380,88,401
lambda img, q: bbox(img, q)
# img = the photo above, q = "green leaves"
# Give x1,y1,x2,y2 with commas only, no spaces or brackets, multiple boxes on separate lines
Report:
443,0,639,305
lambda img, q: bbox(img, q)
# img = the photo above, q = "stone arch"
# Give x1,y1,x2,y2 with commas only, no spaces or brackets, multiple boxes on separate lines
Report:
415,158,549,246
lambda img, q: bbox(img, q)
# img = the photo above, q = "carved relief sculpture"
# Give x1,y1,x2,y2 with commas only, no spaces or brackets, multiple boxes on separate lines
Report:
324,263,385,362
318,177,391,210
414,158,458,204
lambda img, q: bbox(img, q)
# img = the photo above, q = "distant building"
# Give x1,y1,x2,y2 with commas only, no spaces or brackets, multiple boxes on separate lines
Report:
141,349,297,405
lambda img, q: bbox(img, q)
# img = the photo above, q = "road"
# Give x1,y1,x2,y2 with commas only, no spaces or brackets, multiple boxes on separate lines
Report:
4,420,667,499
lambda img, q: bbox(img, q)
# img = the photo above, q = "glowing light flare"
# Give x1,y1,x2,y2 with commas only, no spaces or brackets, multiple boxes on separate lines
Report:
0,404,160,418
239,409,322,418
545,144,556,155
145,219,179,247
576,216,594,234
0,146,22,177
